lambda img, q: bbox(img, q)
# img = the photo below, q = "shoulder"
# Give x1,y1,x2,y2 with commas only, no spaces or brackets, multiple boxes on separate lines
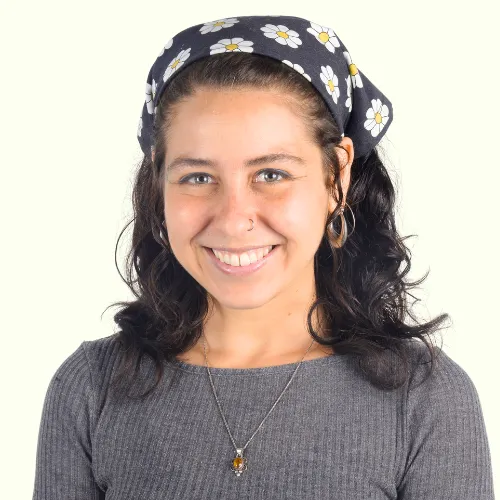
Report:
46,334,122,415
80,333,122,373
79,334,124,397
396,344,494,497
405,339,481,404
403,339,487,442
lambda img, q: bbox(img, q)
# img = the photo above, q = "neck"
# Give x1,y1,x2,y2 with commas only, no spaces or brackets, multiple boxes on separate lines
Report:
185,282,333,368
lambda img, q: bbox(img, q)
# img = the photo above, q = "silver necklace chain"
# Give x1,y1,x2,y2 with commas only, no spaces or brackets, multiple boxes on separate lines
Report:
202,333,316,472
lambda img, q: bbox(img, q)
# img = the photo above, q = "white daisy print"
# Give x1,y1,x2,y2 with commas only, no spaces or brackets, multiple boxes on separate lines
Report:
163,48,191,82
307,22,340,53
145,79,157,115
364,99,390,137
157,38,173,58
210,38,254,54
261,24,302,48
343,51,363,88
320,65,340,104
137,116,143,138
199,18,239,34
282,60,311,81
345,75,352,112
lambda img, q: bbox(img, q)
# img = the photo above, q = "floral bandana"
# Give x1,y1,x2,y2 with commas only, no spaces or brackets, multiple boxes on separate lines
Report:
137,14,393,160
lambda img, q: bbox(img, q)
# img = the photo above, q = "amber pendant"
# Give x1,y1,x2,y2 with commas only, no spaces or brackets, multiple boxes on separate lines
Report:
231,448,248,476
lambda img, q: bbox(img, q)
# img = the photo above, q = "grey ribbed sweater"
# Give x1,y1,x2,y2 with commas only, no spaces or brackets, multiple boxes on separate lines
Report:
32,334,495,499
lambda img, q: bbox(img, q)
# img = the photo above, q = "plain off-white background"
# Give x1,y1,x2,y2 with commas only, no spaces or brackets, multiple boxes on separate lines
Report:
0,0,498,496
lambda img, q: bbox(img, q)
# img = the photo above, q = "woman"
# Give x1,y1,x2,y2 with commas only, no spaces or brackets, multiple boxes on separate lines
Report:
32,14,495,499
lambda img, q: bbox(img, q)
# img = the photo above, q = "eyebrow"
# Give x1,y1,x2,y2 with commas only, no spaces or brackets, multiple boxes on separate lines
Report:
166,152,306,173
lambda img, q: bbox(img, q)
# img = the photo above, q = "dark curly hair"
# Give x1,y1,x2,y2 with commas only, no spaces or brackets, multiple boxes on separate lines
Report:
105,52,449,399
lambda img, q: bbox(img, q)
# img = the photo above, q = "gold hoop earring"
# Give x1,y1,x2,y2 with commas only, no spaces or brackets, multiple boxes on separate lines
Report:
327,202,355,249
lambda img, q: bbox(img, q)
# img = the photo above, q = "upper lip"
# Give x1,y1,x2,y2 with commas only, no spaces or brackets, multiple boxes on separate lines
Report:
207,245,277,253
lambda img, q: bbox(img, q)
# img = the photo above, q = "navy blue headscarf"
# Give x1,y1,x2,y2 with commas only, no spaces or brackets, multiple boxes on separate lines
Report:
137,14,393,160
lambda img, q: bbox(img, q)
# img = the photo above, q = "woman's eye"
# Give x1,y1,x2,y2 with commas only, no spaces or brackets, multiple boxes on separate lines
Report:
179,173,213,185
178,169,290,185
255,169,289,183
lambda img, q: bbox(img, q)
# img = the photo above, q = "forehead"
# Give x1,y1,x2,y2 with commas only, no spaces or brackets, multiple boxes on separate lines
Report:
166,88,312,150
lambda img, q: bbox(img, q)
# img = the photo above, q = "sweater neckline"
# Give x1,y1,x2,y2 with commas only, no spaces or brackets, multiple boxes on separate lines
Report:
167,352,346,376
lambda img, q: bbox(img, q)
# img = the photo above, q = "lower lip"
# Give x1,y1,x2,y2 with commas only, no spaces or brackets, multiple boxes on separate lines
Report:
204,246,280,276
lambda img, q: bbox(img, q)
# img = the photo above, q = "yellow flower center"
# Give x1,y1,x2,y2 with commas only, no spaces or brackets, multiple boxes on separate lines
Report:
375,112,382,124
225,43,238,51
171,59,180,69
277,31,289,39
214,21,225,27
349,63,358,76
319,32,330,43
328,80,335,92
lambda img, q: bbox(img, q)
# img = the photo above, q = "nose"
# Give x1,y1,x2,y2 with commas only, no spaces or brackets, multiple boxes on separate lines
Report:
213,182,256,236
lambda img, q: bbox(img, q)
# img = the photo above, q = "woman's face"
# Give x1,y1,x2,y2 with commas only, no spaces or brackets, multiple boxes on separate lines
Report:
162,87,352,310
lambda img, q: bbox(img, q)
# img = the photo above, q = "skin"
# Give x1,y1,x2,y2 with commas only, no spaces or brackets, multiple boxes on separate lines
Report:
157,87,354,368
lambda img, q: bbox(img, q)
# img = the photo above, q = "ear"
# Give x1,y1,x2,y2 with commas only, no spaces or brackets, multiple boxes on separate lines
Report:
328,136,354,213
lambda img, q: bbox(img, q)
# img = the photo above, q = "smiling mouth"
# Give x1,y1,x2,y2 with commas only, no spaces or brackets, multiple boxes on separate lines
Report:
209,245,278,267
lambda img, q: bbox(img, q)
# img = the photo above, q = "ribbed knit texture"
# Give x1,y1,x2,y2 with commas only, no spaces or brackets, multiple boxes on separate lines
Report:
32,334,495,499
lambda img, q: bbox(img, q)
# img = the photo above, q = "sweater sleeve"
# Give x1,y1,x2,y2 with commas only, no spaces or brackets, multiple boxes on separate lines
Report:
32,342,104,500
397,346,495,499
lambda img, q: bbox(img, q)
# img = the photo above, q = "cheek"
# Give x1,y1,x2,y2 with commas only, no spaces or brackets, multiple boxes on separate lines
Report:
163,193,201,245
277,191,327,240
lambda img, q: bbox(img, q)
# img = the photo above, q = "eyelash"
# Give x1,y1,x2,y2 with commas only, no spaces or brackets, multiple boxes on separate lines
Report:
178,169,291,185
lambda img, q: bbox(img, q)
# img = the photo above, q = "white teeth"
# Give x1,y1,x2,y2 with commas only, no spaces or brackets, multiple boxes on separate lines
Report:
212,246,274,267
